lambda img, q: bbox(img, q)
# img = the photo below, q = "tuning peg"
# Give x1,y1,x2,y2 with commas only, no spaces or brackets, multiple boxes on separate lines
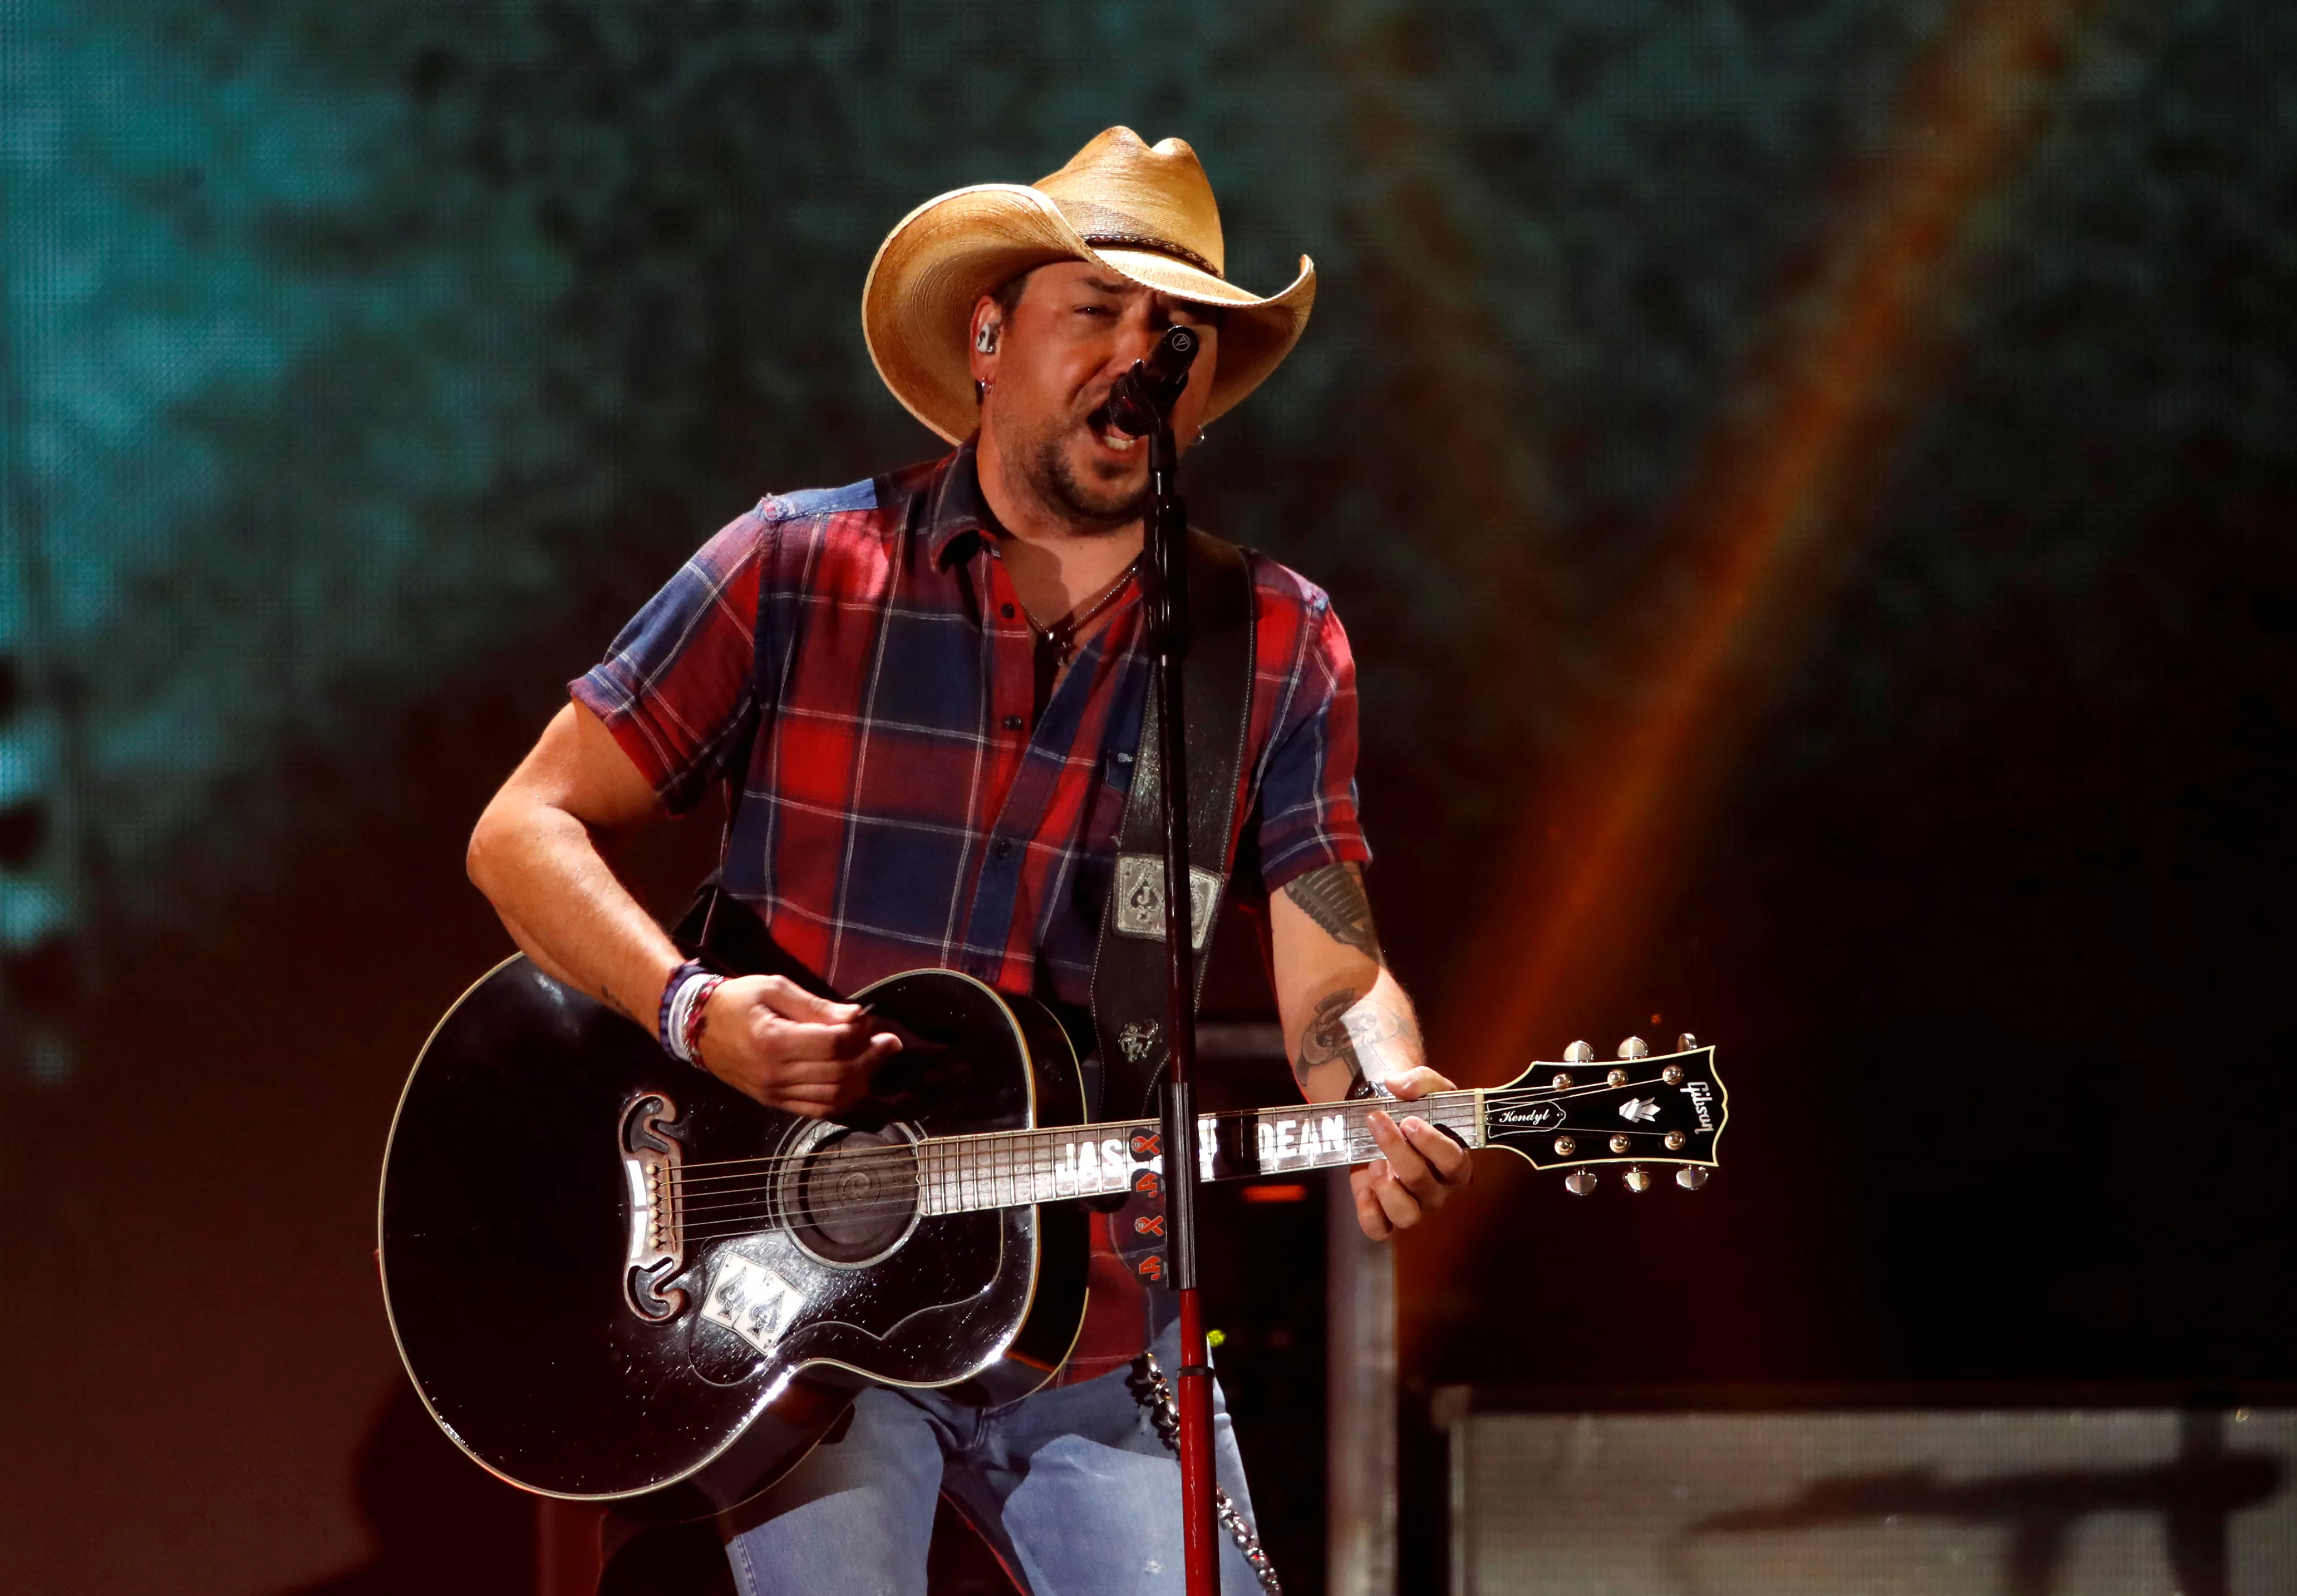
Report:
1617,1036,1649,1060
1676,1167,1710,1191
1624,1166,1653,1194
1564,1168,1598,1196
1563,1041,1595,1065
1675,1032,1698,1052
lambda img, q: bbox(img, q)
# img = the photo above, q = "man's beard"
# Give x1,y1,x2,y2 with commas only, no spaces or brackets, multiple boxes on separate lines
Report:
1008,421,1147,531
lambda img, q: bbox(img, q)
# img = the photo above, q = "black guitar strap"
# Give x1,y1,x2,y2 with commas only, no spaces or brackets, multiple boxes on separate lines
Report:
1087,529,1257,1121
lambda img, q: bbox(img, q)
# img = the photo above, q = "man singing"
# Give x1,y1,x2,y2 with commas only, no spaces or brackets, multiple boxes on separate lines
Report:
468,127,1470,1595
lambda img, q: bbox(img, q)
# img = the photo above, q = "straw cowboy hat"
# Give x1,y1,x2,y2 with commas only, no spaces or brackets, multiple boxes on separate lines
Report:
863,127,1316,444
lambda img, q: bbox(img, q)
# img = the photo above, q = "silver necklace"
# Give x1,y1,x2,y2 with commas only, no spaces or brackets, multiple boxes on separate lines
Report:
1029,556,1141,664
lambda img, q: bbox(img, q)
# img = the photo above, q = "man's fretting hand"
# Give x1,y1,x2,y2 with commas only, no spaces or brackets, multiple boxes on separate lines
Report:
694,976,901,1117
1351,1065,1475,1240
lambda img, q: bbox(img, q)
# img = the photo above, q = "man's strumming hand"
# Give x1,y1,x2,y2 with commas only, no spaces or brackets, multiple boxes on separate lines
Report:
693,976,901,1117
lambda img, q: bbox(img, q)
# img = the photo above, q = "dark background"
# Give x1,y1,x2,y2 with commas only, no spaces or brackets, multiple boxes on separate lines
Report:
1,0,2291,1589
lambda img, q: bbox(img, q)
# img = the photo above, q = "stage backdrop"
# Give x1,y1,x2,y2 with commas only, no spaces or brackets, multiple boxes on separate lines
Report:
1,1,2291,1590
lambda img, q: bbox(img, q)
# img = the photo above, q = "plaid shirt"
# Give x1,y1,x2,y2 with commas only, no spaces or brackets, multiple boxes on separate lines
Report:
574,442,1369,1376
576,443,1368,1005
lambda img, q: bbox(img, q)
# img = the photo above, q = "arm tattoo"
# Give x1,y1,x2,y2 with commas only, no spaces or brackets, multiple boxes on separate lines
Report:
1282,863,1382,961
1295,987,1407,1097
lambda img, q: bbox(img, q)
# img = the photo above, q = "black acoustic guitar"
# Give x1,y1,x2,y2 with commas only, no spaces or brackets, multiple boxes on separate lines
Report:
378,957,1727,1518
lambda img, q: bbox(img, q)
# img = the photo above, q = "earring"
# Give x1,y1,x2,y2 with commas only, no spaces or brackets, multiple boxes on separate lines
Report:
975,321,1000,354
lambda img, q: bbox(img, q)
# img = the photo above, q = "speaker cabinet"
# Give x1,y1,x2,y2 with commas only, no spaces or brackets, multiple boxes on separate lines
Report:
1438,1396,2295,1595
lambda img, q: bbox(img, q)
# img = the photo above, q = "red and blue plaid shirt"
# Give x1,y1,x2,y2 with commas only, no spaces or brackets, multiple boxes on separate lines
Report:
575,443,1369,1010
573,444,1370,1378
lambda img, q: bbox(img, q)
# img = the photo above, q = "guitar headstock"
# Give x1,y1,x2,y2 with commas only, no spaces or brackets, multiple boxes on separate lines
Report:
1481,1035,1727,1194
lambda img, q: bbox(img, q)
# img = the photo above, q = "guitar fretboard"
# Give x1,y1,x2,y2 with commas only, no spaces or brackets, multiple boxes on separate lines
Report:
914,1092,1487,1218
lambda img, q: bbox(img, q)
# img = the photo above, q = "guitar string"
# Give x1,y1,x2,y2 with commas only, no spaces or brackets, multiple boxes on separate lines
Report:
659,1073,1681,1184
658,1085,1686,1208
662,1099,1477,1192
671,1117,1436,1237
657,1107,1497,1203
661,1125,1690,1221
665,1152,1728,1245
667,1136,1725,1243
663,1117,1704,1238
675,1156,1351,1231
660,1066,1698,1178
666,1121,1166,1188
667,1089,1479,1180
667,1114,1463,1198
638,1082,1709,1250
675,1163,1365,1235
663,1104,1665,1211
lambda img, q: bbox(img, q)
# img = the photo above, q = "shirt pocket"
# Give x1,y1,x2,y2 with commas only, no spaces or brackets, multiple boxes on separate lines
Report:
1088,748,1136,845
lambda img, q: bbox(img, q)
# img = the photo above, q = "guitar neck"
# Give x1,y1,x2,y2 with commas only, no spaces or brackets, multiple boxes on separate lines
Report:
914,1092,1487,1218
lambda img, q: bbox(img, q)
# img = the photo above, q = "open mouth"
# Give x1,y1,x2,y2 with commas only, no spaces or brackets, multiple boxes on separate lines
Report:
1086,405,1142,454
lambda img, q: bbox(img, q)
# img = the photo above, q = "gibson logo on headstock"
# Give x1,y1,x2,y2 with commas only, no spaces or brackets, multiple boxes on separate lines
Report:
1492,1102,1567,1132
1684,1081,1716,1131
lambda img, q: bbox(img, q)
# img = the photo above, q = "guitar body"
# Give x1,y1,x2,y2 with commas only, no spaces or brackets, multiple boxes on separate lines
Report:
379,958,1090,1516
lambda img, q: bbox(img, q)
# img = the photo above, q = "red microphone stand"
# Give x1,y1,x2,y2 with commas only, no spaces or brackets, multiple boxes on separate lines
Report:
1132,329,1222,1596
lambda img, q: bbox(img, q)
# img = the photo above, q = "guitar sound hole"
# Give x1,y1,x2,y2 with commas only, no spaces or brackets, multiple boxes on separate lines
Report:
784,1127,921,1267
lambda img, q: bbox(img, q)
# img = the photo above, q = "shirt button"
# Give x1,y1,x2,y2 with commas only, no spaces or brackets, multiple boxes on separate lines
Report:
1002,714,1024,732
1001,603,1016,619
992,839,1014,860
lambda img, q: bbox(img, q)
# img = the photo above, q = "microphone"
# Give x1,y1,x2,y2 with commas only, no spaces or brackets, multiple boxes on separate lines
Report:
1104,324,1202,439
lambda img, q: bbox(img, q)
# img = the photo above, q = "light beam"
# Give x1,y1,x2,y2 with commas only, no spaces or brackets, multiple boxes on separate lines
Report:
1416,0,2095,1361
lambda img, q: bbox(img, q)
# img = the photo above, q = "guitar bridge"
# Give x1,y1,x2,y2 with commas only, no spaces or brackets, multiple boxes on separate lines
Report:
621,1094,687,1322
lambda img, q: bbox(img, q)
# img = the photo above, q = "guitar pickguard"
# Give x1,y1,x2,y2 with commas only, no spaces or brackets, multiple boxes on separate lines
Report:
700,1254,808,1354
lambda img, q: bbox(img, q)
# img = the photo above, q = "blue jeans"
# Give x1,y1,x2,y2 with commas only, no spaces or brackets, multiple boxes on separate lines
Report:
721,1327,1268,1595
